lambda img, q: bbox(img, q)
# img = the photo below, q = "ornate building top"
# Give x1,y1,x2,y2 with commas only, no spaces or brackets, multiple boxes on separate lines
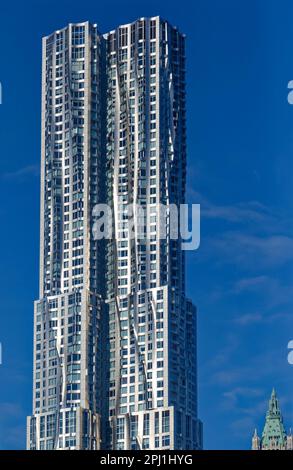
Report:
252,389,293,450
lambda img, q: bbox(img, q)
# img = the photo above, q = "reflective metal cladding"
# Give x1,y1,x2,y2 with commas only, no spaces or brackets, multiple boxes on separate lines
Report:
27,17,203,451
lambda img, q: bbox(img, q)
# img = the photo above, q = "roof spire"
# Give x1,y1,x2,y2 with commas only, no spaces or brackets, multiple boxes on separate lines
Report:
261,389,287,449
268,387,280,416
252,428,260,450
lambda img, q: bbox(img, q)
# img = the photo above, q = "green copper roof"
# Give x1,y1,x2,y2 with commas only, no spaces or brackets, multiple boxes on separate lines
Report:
261,389,287,448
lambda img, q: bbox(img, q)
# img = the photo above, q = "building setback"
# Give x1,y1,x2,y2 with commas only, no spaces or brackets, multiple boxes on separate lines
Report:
27,17,202,451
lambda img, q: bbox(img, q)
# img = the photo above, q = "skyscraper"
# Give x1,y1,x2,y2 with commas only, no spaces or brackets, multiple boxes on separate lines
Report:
252,389,293,450
26,22,105,451
27,17,202,451
105,17,202,450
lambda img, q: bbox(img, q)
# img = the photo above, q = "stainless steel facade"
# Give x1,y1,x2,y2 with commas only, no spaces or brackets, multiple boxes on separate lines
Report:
27,22,104,450
105,17,202,450
27,17,202,451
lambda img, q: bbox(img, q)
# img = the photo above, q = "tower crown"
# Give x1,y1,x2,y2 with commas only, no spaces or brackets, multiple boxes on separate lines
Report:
251,389,292,450
261,389,286,449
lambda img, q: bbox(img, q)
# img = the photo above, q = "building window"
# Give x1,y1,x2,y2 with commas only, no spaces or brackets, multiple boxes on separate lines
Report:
155,412,159,434
162,435,170,447
143,413,150,436
162,410,170,433
65,410,76,434
117,417,125,440
142,437,149,449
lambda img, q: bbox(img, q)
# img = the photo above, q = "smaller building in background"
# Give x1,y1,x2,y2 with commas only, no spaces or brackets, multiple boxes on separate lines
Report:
252,389,293,450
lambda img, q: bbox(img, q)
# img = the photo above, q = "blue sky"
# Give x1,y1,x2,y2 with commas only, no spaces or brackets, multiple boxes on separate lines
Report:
0,0,293,450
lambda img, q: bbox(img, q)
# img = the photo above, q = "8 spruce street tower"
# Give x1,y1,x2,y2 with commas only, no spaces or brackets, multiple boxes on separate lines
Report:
27,17,202,451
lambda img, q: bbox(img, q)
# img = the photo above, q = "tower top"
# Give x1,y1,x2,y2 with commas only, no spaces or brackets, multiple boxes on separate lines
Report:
261,389,287,449
267,388,281,418
252,389,293,450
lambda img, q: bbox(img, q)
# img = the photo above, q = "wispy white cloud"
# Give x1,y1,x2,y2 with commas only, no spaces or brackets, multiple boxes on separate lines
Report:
209,347,287,387
231,275,293,311
232,310,292,326
203,201,275,225
233,312,263,326
187,190,278,226
205,231,293,269
188,191,293,271
1,164,39,180
233,276,269,293
222,387,264,407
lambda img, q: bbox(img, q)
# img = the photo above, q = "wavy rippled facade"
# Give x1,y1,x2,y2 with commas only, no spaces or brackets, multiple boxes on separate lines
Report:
27,22,105,450
27,17,202,451
105,17,202,450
